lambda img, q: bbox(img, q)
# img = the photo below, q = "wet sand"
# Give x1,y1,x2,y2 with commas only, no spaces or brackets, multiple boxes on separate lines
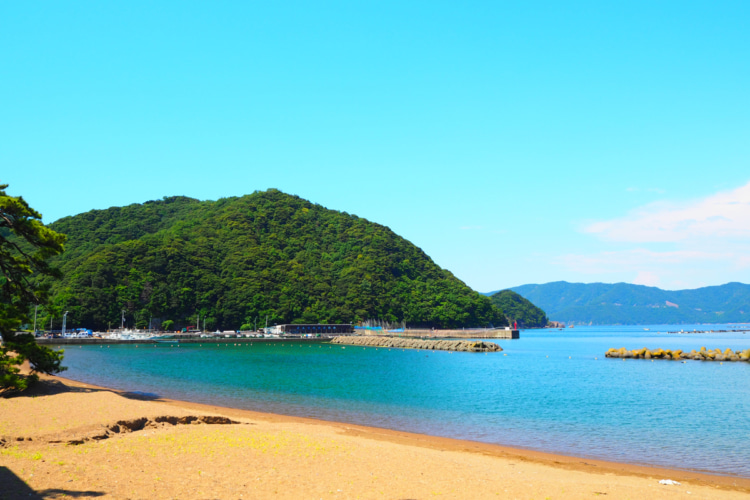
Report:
1,373,749,499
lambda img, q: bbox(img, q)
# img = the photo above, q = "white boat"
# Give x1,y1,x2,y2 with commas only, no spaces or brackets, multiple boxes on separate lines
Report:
105,329,159,341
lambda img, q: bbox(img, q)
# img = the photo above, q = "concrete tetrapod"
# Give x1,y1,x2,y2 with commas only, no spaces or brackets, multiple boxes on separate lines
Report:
330,336,502,352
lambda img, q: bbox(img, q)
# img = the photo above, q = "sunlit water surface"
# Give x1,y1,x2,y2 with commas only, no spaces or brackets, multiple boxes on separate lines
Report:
58,324,750,476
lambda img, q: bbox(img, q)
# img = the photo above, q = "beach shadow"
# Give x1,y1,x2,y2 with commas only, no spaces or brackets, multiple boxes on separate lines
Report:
1,377,167,404
0,466,105,499
117,390,164,401
1,378,105,399
0,466,40,499
36,489,105,498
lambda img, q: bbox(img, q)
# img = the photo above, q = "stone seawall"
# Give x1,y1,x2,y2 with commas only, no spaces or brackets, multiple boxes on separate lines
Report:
606,347,750,362
330,336,502,352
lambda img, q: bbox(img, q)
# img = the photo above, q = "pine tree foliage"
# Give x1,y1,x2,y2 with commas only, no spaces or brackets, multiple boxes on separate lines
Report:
1,184,67,392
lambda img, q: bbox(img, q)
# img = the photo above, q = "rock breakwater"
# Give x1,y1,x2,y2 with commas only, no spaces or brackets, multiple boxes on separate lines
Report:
331,336,502,352
606,347,750,362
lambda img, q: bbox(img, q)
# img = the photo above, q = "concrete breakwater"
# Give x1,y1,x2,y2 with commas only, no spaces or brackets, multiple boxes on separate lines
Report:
606,346,750,362
330,335,502,352
362,328,519,339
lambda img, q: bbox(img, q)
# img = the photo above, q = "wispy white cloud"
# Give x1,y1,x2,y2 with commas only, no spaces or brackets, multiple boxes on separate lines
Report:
556,248,727,274
633,271,660,287
555,181,750,288
554,247,748,289
587,181,750,243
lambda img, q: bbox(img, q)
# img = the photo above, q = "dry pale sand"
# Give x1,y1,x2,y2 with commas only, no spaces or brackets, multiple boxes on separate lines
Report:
1,374,749,500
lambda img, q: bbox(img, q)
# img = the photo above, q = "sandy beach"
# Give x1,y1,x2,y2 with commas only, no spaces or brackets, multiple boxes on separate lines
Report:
2,373,749,499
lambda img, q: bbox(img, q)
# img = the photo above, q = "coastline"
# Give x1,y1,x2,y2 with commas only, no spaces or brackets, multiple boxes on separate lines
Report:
2,371,748,498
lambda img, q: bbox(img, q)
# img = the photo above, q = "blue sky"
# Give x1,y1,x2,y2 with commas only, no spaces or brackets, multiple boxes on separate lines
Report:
2,1,749,292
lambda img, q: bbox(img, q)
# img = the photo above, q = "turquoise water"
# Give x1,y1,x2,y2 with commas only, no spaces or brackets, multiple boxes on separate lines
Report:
58,324,750,477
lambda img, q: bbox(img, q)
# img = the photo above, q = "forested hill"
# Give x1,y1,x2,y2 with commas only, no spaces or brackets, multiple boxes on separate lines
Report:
489,290,548,328
42,190,507,331
506,281,750,325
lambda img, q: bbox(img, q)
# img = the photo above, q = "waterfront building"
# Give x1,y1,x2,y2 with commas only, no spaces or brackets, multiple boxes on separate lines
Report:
267,324,354,336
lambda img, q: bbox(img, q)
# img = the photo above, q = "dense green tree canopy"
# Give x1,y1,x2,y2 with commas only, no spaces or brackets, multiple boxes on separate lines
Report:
0,185,66,309
489,290,548,328
1,184,67,391
42,190,507,331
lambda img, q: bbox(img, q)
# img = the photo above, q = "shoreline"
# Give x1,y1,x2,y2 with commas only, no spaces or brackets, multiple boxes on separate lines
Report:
48,372,750,492
4,365,750,498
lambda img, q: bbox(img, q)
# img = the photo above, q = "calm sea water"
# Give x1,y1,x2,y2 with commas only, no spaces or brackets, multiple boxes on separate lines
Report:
57,324,750,477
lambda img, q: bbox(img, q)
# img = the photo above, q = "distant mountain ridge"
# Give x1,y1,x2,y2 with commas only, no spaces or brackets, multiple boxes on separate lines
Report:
493,281,750,325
